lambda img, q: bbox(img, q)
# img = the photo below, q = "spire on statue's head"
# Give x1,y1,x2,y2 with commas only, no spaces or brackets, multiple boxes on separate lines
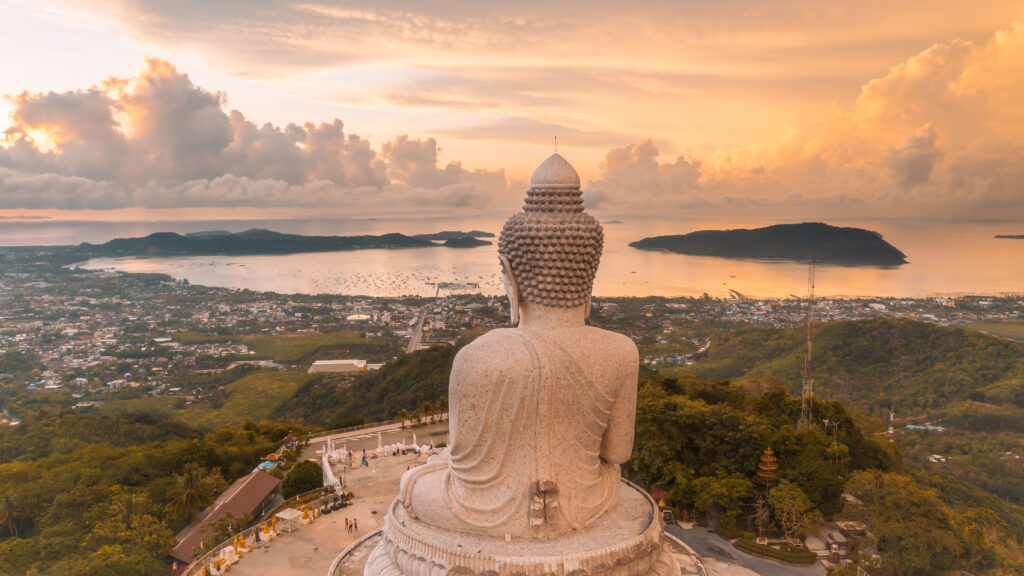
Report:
499,153,603,308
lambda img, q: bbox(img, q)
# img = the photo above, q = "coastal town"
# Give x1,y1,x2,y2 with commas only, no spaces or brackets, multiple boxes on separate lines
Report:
1,249,1022,426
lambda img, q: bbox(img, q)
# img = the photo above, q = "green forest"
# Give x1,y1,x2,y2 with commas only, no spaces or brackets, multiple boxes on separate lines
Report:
681,317,1024,418
672,317,1024,509
628,371,1024,575
0,415,295,575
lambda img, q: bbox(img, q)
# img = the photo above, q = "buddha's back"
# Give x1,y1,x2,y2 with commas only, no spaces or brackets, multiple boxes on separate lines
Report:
441,325,638,536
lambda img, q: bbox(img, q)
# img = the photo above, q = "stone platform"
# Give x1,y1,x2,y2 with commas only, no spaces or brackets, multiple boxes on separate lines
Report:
330,532,385,576
354,482,686,576
330,531,706,576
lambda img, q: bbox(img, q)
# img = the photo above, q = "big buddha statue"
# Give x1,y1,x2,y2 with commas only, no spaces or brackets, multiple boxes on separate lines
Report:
364,154,678,576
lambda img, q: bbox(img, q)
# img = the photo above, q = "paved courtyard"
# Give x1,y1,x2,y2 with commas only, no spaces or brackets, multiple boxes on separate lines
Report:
227,433,437,576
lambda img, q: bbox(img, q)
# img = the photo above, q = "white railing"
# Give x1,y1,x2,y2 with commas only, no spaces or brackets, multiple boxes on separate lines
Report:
306,414,449,441
306,419,400,440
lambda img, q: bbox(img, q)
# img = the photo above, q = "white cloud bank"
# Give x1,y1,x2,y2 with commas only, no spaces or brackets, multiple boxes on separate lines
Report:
0,58,508,213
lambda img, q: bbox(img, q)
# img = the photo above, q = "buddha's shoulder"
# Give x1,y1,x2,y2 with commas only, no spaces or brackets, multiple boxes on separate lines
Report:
451,329,529,374
455,328,524,355
582,325,638,352
455,327,635,360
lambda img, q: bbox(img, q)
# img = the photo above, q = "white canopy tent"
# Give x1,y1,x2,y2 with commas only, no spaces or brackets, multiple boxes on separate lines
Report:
275,508,303,533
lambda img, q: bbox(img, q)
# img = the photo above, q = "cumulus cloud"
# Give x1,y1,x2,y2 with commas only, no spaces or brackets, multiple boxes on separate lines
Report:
667,23,1024,219
886,125,942,189
564,24,1024,219
0,168,130,210
585,140,702,210
380,135,507,192
0,58,505,211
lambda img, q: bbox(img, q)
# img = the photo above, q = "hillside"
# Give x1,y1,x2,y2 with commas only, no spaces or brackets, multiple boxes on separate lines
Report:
0,414,295,574
630,222,907,265
675,317,1024,508
101,370,310,429
628,372,1023,575
0,411,200,462
683,317,1024,420
274,343,458,427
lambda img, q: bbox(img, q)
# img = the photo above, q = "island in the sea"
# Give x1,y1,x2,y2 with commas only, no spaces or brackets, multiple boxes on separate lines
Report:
411,230,494,241
630,222,907,266
79,228,492,257
995,234,1024,239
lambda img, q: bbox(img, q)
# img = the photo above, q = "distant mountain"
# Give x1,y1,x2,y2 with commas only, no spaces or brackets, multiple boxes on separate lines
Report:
80,228,435,256
441,236,492,248
184,230,231,238
995,234,1024,239
412,230,495,241
630,222,907,266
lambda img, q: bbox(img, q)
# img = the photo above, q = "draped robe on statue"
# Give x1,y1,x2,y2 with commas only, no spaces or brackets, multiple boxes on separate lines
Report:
400,327,636,537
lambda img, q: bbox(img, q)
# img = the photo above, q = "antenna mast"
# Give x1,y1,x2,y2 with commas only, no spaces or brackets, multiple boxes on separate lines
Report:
887,404,895,443
798,251,816,430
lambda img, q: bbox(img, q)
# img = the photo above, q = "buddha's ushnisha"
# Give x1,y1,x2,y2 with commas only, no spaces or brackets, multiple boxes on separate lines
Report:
397,153,638,537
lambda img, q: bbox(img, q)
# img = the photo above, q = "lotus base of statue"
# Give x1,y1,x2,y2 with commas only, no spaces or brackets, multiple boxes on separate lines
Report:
364,480,678,576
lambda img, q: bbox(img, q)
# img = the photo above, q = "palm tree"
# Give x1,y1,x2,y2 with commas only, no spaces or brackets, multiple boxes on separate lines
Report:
396,409,410,429
422,401,435,423
110,491,142,527
435,396,448,421
166,464,222,523
0,493,20,538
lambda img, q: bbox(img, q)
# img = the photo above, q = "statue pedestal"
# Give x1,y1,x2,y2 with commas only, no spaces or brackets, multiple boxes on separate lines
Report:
364,481,678,576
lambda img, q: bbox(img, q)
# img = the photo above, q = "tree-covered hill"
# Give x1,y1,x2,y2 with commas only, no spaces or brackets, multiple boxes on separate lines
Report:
629,222,907,266
274,343,458,427
626,372,896,516
629,372,1024,575
0,411,201,462
0,413,295,575
683,317,1024,422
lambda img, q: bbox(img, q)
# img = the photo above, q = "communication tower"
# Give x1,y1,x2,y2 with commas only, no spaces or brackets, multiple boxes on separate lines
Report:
797,251,816,430
887,405,896,443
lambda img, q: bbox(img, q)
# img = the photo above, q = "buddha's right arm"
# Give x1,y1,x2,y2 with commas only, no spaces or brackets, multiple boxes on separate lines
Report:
600,344,638,464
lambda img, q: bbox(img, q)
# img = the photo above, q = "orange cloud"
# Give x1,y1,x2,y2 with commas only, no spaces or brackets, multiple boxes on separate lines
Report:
665,23,1024,218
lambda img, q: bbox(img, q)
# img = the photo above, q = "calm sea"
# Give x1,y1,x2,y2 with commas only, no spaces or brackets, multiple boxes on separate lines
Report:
4,217,1023,299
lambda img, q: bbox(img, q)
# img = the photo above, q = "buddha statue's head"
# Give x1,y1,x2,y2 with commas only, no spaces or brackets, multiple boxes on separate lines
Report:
498,153,603,325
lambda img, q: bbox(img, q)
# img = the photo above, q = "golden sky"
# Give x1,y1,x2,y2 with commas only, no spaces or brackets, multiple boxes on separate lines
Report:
0,1,1022,221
